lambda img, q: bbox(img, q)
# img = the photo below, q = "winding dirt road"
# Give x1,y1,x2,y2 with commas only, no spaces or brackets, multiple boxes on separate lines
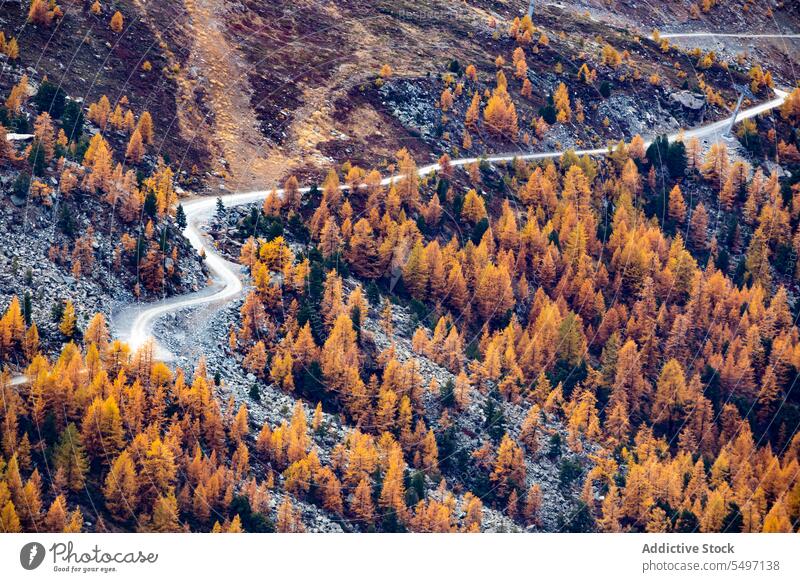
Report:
112,192,280,359
660,33,800,39
110,87,790,358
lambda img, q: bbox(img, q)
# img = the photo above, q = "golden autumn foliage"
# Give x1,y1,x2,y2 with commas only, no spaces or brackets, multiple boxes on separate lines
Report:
125,128,144,163
601,44,622,68
483,75,518,139
202,117,800,530
28,0,52,26
5,75,29,114
137,111,154,145
4,44,800,536
781,88,800,125
554,82,571,123
110,11,124,33
88,95,112,129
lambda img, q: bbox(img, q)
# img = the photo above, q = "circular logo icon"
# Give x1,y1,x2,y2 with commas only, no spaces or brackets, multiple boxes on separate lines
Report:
20,542,46,570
